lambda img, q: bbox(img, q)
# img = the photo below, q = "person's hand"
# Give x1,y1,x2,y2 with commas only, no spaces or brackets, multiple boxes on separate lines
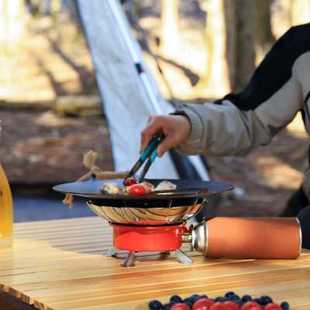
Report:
140,115,191,157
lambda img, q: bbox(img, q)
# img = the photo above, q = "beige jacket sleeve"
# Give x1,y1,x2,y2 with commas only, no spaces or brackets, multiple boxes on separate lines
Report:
176,101,272,156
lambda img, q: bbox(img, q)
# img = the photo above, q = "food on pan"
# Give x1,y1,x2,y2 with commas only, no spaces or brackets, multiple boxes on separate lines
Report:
126,182,155,196
155,181,177,192
140,182,155,193
123,177,137,186
100,180,176,196
101,183,122,195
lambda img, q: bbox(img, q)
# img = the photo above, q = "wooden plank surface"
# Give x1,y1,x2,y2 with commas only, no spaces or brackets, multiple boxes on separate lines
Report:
0,217,310,310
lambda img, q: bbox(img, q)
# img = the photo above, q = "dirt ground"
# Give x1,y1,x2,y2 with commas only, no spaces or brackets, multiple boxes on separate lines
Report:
1,5,309,217
0,109,113,184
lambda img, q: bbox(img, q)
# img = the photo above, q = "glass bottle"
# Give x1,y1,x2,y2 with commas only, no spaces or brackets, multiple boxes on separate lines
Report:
0,164,13,247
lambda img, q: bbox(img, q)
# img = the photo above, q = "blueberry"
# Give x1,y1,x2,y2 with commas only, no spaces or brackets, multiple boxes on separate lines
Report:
253,298,262,305
225,291,236,298
149,300,163,310
183,297,193,307
280,301,290,310
260,295,273,305
230,294,240,301
214,296,226,302
200,294,208,299
189,294,201,302
163,303,172,310
170,295,182,304
241,295,252,303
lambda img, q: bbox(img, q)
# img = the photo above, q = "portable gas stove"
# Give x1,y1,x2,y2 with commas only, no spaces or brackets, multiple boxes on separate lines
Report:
105,224,191,267
54,178,232,267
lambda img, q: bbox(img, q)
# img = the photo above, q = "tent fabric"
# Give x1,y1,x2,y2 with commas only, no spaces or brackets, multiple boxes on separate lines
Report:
78,0,209,180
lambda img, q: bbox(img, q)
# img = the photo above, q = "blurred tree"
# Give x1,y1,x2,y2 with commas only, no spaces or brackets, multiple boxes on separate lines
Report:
198,0,256,95
201,0,230,96
0,0,26,49
39,0,52,16
291,0,310,25
224,0,256,91
271,0,310,38
255,0,275,61
161,0,179,57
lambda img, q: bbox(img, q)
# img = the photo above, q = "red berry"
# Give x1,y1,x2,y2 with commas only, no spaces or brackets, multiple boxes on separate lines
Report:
123,177,137,186
224,301,241,310
128,184,146,196
209,302,228,310
170,303,191,310
241,302,262,310
264,304,281,310
193,298,215,310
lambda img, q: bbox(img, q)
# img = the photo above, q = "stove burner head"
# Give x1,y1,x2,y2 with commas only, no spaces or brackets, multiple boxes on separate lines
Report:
106,224,193,267
113,224,185,252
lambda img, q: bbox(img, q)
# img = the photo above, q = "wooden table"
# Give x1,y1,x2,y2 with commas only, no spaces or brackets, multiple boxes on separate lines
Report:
1,217,310,310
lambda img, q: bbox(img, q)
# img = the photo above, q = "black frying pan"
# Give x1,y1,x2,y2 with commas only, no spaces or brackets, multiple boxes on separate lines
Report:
53,178,233,201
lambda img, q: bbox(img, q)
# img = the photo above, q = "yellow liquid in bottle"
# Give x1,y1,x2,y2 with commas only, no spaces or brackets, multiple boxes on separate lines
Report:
0,164,13,247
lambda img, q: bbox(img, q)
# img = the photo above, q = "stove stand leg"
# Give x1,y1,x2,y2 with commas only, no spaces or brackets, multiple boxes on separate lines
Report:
175,249,192,265
103,247,117,257
122,251,136,267
159,251,170,259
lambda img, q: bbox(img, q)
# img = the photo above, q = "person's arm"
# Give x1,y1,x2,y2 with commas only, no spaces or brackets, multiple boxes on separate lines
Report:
173,100,274,156
176,25,308,156
141,25,309,157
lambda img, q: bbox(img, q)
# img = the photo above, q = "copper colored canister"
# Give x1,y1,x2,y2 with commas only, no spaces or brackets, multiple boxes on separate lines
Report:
192,217,301,259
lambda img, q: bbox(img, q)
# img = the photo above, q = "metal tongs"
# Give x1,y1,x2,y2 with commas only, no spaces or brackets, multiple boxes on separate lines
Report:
124,134,164,184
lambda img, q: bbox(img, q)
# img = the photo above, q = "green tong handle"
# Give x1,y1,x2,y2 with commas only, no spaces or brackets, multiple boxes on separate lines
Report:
125,134,164,181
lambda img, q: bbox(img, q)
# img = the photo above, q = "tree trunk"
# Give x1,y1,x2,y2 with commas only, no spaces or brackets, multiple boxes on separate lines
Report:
272,0,292,37
201,0,230,96
255,0,275,61
222,0,236,92
161,0,179,57
224,0,256,92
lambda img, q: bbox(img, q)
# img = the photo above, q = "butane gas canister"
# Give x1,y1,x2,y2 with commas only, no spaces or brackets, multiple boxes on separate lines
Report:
191,217,301,259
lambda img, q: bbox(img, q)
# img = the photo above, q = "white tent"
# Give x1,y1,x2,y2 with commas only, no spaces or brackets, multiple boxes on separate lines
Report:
77,0,209,180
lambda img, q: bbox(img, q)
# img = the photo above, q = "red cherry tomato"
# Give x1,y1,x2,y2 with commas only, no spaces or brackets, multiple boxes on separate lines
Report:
193,298,215,310
264,304,281,310
241,301,262,310
209,302,228,310
123,177,137,186
170,303,191,310
128,184,146,196
224,301,241,310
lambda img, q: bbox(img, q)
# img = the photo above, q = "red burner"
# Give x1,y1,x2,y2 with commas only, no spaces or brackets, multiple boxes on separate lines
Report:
113,224,186,252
